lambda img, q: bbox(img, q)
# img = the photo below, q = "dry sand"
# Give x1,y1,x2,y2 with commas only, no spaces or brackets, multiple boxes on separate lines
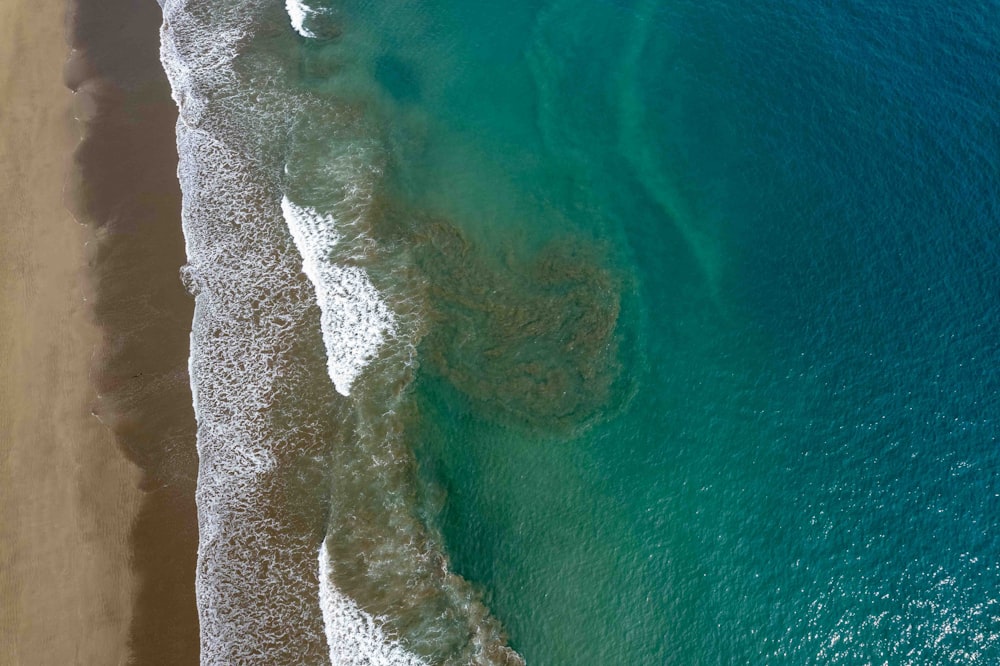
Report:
0,0,140,663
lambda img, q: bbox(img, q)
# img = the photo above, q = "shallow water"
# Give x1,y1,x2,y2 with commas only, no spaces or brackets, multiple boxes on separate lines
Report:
159,0,1000,663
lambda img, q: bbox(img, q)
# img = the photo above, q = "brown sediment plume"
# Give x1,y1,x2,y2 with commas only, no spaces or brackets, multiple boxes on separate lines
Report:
67,0,200,664
412,220,627,432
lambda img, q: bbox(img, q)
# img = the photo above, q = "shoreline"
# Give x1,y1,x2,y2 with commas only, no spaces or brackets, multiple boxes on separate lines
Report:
67,0,202,663
0,0,139,663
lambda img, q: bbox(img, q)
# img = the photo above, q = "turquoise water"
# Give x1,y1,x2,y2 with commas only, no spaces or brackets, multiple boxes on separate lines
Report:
163,0,999,662
350,0,1000,662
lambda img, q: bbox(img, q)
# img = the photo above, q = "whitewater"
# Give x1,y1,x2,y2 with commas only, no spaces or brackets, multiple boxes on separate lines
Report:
157,0,522,663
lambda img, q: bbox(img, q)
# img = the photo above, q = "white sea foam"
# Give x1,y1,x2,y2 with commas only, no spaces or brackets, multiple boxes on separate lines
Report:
160,1,364,662
174,119,316,663
286,0,318,38
319,540,429,666
281,196,396,396
159,2,245,127
159,1,518,663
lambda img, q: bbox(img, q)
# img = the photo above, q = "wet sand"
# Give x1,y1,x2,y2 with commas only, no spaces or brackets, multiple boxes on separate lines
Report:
0,0,139,663
2,0,201,664
69,0,202,663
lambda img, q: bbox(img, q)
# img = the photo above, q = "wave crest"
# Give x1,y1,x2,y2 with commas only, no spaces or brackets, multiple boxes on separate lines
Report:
281,196,397,396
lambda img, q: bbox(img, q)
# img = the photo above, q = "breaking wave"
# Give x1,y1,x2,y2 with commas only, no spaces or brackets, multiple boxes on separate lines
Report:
280,196,396,396
158,0,524,663
318,540,429,666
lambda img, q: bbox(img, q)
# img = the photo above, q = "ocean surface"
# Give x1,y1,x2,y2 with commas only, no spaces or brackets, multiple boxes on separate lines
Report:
156,0,1000,663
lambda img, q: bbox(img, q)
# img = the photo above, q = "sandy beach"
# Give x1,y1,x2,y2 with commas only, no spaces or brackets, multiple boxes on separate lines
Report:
0,0,140,663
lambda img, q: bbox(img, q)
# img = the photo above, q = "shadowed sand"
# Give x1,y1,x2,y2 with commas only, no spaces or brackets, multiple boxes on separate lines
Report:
0,0,139,663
